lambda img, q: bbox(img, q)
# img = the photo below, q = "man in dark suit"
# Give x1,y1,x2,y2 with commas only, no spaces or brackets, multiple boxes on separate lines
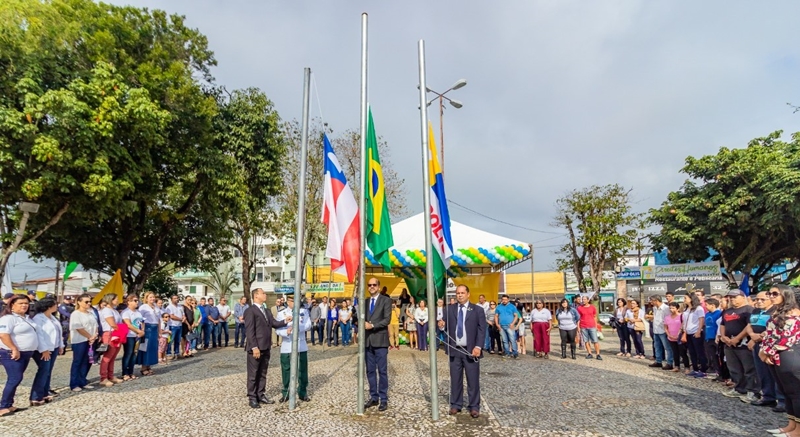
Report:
363,277,392,411
244,288,290,408
438,284,486,418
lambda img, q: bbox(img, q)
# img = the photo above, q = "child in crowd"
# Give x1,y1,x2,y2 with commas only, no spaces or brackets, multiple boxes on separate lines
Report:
703,298,722,379
158,312,170,364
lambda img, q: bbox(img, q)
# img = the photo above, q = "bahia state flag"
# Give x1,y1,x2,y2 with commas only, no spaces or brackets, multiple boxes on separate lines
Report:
322,134,360,283
365,107,394,271
427,122,454,298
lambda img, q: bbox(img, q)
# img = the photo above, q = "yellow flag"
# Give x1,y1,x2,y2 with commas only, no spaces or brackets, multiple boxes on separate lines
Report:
92,269,124,305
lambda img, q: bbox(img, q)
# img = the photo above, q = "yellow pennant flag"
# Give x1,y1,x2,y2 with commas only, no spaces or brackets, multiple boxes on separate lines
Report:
92,269,124,305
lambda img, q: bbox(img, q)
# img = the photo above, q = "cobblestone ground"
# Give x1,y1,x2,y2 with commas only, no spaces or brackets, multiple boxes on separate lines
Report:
0,333,783,437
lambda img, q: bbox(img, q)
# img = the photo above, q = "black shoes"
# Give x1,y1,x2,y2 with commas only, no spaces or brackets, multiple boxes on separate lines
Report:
364,399,379,409
648,362,662,368
378,402,388,411
249,400,260,408
773,404,787,413
259,396,275,404
300,396,311,402
662,365,674,371
279,395,289,403
751,399,777,407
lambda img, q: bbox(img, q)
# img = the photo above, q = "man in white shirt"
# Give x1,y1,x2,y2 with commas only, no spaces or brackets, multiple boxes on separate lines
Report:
275,295,311,403
217,298,231,347
317,297,329,347
166,295,185,359
647,295,673,370
478,295,490,350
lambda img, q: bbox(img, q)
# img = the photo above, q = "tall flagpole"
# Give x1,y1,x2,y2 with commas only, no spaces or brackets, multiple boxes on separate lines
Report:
356,12,368,416
289,67,312,411
417,39,439,421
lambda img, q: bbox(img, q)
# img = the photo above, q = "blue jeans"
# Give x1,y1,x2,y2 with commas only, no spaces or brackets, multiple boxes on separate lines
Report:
0,349,34,408
484,324,491,350
341,321,352,345
216,322,228,346
653,333,672,365
209,323,220,346
365,346,388,402
122,337,137,376
499,325,518,356
69,341,91,389
30,349,57,400
202,323,211,347
169,326,182,356
235,322,246,346
754,343,783,403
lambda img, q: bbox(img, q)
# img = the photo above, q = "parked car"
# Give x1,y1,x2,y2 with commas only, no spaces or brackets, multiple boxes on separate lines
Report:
598,313,613,326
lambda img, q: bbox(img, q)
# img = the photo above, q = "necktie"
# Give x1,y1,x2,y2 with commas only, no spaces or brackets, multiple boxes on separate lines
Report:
457,304,464,339
370,298,375,315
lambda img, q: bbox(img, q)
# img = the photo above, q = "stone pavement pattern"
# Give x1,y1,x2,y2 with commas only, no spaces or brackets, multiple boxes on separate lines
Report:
0,334,782,436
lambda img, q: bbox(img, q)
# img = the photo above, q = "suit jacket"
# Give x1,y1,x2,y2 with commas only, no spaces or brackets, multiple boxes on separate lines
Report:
244,304,287,352
364,294,391,348
443,302,486,357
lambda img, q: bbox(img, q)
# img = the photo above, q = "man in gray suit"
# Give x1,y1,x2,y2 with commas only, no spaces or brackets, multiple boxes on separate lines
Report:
438,284,486,418
363,277,392,411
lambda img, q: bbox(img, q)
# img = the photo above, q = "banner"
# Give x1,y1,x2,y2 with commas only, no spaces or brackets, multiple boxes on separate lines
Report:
306,282,345,293
616,261,722,281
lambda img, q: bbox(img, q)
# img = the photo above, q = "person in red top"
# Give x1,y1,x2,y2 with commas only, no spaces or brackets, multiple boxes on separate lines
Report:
576,296,602,360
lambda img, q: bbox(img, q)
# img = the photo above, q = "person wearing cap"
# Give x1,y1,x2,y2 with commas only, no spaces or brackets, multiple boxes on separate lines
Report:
58,296,75,349
719,289,758,402
275,295,311,403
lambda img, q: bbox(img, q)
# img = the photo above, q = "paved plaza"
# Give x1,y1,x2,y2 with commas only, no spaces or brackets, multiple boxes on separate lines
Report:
0,334,782,436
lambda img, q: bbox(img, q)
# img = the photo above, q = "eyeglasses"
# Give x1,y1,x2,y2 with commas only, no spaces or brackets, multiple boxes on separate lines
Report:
368,283,379,287
132,300,139,302
80,300,91,304
769,292,781,298
490,304,496,306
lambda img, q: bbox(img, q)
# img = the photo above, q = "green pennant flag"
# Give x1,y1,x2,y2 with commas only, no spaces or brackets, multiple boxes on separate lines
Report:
63,261,78,281
364,107,394,271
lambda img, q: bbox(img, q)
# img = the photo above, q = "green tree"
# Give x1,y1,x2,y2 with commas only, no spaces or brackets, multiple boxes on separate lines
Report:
197,264,239,302
143,268,181,300
650,131,800,285
552,184,642,293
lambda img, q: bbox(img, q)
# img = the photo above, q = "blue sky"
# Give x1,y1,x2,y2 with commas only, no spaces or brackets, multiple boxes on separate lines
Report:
10,1,800,281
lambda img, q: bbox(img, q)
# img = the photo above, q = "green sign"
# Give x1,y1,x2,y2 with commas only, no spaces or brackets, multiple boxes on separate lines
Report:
306,282,345,293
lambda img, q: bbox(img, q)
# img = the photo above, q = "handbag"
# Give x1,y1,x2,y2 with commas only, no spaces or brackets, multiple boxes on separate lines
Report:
633,320,645,332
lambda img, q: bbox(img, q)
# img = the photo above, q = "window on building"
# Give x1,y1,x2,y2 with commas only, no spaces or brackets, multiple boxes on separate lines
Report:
271,272,281,282
189,285,197,294
271,246,280,257
233,249,241,258
290,247,297,256
256,246,265,258
289,271,296,279
256,270,264,282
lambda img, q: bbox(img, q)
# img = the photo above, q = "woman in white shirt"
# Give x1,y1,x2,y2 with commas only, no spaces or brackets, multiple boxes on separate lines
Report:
31,298,64,405
682,293,707,375
415,300,430,351
121,294,144,381
98,293,124,387
69,294,98,391
530,300,552,358
625,299,646,359
0,295,38,415
339,302,352,346
136,291,160,375
405,296,417,350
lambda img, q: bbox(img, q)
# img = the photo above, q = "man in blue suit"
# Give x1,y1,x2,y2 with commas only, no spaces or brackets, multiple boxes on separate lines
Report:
438,284,486,418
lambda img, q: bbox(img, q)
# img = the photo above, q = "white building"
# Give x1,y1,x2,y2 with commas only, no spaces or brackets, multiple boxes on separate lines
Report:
13,271,112,297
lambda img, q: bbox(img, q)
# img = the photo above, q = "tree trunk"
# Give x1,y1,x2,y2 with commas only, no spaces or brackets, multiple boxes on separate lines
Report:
241,232,252,304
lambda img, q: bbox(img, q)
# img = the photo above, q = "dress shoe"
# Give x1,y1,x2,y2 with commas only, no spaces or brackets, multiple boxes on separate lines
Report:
364,399,379,409
751,398,777,407
648,362,662,368
470,410,480,418
249,400,261,409
378,402,387,411
448,408,461,415
772,404,787,413
259,396,275,404
299,396,311,402
661,365,674,371
279,395,289,403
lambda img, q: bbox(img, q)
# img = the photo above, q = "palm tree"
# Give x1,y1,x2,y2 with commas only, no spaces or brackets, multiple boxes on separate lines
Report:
198,265,240,302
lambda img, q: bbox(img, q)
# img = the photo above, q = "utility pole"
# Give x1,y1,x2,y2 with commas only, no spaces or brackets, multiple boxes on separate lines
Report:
529,244,535,306
54,261,61,299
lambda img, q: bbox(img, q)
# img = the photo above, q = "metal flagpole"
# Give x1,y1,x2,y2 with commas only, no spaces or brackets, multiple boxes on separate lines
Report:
417,39,439,421
289,67,312,411
356,12,368,416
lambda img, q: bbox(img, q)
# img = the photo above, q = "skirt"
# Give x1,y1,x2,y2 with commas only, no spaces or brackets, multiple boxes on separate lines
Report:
406,321,417,332
136,323,159,366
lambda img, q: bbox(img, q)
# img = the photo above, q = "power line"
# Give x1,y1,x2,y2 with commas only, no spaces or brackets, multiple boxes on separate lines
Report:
447,199,563,235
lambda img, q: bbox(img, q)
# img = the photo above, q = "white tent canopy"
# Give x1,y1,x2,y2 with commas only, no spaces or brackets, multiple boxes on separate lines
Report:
389,212,528,252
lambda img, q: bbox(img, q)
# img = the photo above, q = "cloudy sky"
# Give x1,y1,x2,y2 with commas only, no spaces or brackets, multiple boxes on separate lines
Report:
10,1,800,281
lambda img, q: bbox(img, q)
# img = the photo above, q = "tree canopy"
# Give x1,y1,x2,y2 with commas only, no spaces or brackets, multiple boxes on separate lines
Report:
552,184,641,293
650,131,800,285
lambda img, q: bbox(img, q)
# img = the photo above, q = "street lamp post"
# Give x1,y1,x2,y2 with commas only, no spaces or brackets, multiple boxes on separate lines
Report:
425,79,466,174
